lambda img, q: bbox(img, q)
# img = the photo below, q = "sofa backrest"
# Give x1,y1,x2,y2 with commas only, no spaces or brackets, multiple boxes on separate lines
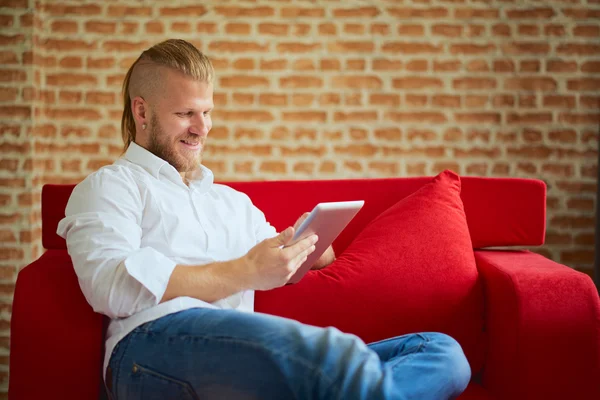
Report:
42,176,546,252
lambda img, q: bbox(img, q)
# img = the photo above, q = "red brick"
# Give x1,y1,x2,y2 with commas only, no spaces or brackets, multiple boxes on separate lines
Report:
559,113,600,125
397,25,425,36
334,111,377,122
225,23,250,35
393,77,443,90
505,78,557,91
259,23,288,35
561,8,600,19
386,112,447,123
327,41,373,53
406,60,428,72
506,7,555,19
574,25,600,37
0,51,18,64
50,20,78,33
0,69,26,82
454,8,499,19
370,94,400,107
493,59,515,72
319,23,337,35
333,7,379,17
581,61,600,73
197,23,217,34
0,88,18,102
450,44,495,54
59,56,82,69
332,76,382,89
581,96,600,109
85,21,116,34
520,60,541,72
214,6,275,17
557,43,600,55
407,129,437,141
209,42,269,53
0,106,30,118
432,95,461,107
259,94,286,106
373,59,403,71
260,59,287,70
346,59,365,70
280,76,322,88
334,144,379,156
432,24,463,37
492,24,511,36
543,95,576,108
41,3,101,15
502,42,550,54
507,112,553,124
260,161,286,174
388,7,448,18
567,79,600,91
455,113,501,124
433,60,461,72
370,24,389,35
507,145,553,159
159,6,207,16
518,24,540,36
453,78,496,90
219,110,275,122
277,42,323,53
41,39,95,51
547,60,577,73
47,73,97,86
382,42,442,54
545,25,566,36
281,7,325,18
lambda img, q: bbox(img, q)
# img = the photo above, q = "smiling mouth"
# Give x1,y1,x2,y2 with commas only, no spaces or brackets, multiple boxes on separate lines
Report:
180,139,201,150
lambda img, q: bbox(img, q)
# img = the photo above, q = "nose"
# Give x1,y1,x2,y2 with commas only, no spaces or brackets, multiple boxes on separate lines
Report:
189,113,210,137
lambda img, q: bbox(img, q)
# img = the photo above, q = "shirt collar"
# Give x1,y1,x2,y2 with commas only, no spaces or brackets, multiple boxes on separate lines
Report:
123,142,214,192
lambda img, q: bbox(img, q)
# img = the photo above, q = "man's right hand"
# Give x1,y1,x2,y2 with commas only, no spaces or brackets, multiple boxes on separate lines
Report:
237,227,318,290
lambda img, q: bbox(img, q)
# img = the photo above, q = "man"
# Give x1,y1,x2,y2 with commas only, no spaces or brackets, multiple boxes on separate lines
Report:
58,39,470,399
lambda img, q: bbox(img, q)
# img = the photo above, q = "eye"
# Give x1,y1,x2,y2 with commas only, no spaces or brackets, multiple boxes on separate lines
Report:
203,110,211,117
176,111,193,117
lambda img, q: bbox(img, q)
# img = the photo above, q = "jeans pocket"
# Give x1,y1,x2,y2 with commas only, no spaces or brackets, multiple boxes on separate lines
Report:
130,363,199,400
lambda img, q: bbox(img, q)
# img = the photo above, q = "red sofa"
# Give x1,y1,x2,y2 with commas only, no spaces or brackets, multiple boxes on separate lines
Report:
9,175,600,399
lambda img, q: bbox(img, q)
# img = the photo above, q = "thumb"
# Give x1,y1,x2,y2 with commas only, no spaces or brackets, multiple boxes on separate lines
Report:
271,227,294,247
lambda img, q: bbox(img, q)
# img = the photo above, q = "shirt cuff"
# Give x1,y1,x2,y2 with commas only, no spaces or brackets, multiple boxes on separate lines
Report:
123,247,177,304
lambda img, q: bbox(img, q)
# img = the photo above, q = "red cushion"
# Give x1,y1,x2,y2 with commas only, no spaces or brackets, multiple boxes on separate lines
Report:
256,170,485,372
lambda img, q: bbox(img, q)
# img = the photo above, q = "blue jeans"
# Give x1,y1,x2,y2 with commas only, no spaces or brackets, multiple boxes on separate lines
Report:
106,308,470,399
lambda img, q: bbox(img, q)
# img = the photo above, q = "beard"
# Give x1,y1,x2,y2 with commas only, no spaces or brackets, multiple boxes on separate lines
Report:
147,113,203,173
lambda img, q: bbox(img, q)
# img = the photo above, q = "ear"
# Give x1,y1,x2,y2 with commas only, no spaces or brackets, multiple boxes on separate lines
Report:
131,96,148,128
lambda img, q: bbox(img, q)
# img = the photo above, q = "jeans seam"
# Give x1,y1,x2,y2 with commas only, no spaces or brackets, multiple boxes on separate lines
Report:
325,334,431,400
133,362,200,400
133,332,339,398
112,332,135,400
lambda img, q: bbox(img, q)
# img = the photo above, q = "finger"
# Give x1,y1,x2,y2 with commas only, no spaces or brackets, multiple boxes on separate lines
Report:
293,212,310,230
282,234,318,258
288,245,315,272
270,227,294,247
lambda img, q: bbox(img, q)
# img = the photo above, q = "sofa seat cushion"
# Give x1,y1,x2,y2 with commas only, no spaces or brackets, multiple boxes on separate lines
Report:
256,170,485,373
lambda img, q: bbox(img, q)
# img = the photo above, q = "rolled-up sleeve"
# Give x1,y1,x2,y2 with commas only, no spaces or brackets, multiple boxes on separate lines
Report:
57,169,176,319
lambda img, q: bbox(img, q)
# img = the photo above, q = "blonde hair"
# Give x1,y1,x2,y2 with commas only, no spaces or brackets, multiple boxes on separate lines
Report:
121,39,214,151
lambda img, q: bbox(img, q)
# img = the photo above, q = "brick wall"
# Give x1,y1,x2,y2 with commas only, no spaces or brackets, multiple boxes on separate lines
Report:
0,0,598,393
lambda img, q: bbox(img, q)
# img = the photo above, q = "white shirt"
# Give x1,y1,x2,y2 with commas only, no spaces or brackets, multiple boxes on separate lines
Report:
56,142,277,379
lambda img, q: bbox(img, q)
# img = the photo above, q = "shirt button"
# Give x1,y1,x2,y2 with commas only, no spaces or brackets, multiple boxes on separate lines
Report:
132,365,139,374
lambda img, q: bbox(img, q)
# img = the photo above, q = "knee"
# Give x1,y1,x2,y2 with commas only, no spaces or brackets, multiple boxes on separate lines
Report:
425,333,471,397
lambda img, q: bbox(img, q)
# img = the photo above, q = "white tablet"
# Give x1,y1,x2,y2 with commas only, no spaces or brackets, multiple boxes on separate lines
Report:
285,200,365,284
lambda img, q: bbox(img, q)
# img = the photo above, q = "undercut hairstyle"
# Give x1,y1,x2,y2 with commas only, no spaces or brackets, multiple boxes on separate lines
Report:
121,39,214,151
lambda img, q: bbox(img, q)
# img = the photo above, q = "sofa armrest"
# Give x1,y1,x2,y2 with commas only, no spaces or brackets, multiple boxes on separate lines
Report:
475,250,600,400
9,250,105,400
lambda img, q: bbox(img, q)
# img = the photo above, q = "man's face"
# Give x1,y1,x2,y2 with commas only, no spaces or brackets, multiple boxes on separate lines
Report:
141,69,214,173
